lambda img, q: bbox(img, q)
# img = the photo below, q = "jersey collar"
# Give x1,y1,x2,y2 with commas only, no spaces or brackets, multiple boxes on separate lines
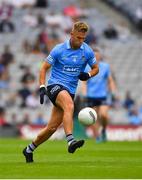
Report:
66,40,84,50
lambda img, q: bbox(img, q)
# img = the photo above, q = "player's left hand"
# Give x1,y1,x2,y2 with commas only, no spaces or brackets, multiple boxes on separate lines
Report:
78,72,91,81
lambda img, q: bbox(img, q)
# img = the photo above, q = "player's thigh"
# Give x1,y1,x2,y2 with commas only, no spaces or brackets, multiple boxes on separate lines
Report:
47,106,63,128
56,90,74,111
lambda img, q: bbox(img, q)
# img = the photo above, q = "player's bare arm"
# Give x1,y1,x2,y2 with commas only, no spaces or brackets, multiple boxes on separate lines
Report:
89,63,99,77
39,61,51,86
39,61,51,104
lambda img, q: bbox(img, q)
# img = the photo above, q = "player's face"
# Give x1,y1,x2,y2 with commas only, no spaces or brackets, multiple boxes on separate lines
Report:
70,31,87,49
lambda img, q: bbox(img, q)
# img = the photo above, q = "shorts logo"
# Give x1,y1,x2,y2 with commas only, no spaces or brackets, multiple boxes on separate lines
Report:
50,85,60,94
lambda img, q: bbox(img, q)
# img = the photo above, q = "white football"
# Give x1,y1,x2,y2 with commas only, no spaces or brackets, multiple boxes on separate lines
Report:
78,107,97,126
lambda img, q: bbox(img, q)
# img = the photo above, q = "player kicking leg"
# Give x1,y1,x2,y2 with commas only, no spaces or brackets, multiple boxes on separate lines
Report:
23,88,84,163
23,106,63,163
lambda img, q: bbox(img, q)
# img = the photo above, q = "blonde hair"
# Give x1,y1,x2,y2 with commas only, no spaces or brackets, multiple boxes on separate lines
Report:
72,21,89,32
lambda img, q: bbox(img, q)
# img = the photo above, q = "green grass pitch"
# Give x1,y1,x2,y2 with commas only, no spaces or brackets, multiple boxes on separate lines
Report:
0,138,142,179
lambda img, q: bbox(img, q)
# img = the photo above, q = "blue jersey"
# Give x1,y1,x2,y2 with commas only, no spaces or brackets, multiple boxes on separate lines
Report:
85,61,111,98
45,40,96,94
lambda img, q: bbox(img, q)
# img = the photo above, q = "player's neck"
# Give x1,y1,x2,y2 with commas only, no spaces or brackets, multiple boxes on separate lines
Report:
70,39,79,50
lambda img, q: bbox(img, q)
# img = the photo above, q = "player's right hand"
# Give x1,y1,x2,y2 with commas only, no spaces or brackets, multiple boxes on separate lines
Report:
39,86,48,104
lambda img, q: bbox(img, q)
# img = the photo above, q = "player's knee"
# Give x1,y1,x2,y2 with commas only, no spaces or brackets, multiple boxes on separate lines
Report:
64,102,74,112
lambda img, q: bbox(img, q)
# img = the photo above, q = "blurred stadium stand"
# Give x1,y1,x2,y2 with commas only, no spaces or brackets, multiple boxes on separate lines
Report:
0,0,142,138
102,0,142,31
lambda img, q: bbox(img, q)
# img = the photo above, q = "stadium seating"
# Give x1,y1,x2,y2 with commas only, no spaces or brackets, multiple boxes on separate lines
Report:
103,0,142,30
0,0,142,126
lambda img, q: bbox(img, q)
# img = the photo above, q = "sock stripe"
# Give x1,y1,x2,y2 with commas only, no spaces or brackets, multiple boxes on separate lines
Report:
66,134,75,145
26,142,37,153
28,145,34,151
32,142,37,147
68,138,74,142
66,134,72,137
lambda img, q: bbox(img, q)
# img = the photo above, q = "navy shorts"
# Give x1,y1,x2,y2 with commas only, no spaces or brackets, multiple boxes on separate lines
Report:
86,97,109,107
47,84,75,106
